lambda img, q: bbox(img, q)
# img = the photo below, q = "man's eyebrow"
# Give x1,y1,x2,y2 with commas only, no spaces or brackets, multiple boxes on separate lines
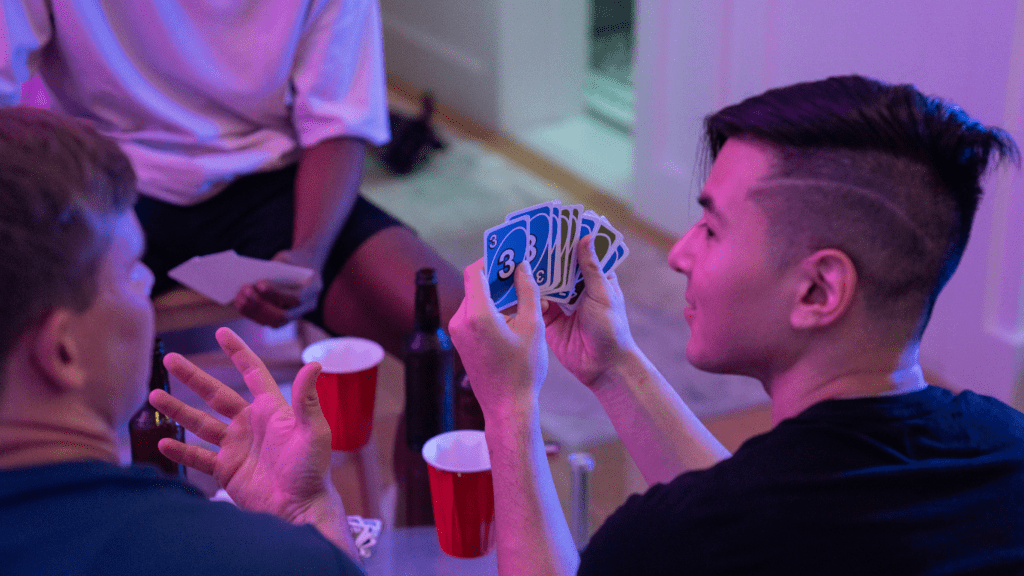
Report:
697,194,724,222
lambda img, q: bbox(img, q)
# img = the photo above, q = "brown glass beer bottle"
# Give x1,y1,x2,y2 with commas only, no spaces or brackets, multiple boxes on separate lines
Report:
396,268,455,525
405,268,455,448
129,339,186,477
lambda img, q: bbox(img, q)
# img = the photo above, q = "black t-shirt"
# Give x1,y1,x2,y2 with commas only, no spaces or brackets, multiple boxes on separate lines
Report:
580,386,1024,575
0,460,364,575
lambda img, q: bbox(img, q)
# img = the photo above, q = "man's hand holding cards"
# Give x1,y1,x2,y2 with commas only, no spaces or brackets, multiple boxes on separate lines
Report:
483,200,629,314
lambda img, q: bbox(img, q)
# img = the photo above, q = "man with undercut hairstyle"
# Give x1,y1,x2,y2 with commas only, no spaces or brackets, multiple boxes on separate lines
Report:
0,107,365,575
448,75,1024,575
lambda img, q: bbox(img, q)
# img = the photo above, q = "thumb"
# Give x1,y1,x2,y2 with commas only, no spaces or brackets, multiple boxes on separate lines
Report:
292,361,327,428
577,235,612,303
513,259,542,321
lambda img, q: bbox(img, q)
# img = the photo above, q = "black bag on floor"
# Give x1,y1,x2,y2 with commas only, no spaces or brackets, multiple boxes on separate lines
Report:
378,93,446,175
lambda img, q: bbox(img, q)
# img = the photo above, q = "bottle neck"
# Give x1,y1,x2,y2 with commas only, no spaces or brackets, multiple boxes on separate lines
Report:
149,371,170,393
149,341,170,394
414,284,442,332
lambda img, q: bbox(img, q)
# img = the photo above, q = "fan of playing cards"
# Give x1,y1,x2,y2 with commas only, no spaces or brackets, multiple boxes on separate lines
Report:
484,200,629,315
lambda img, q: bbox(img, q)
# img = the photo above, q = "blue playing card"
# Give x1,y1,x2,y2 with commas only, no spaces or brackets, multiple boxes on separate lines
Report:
505,201,559,290
602,243,628,274
484,216,531,311
551,205,583,293
592,216,621,269
578,212,597,250
559,274,588,315
482,200,630,317
546,211,595,303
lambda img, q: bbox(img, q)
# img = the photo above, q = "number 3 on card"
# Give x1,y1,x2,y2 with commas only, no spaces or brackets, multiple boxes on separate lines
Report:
497,248,516,280
483,216,530,311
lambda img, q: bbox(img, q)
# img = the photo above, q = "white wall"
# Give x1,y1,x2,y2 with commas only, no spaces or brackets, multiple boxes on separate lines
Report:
379,0,500,124
380,0,1024,403
380,0,587,132
633,0,1024,403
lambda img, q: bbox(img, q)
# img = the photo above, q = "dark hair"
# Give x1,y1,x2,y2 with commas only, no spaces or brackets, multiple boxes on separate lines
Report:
704,75,1019,334
0,107,137,383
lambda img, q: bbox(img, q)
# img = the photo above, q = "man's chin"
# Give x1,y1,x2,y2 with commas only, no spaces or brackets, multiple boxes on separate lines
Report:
685,346,721,373
685,345,743,377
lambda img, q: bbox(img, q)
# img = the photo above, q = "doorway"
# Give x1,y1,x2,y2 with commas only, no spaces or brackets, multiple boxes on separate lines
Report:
512,0,635,202
588,0,635,131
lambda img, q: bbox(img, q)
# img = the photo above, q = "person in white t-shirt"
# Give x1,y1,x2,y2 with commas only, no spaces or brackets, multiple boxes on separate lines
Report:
0,0,463,362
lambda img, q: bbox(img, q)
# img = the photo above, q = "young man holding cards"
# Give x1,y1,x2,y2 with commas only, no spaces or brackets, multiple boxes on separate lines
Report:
449,75,1024,575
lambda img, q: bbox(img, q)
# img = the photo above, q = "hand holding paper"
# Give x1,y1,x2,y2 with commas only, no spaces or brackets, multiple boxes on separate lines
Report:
168,250,316,306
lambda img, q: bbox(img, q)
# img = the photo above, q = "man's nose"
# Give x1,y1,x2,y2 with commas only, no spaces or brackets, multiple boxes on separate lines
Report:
668,227,695,274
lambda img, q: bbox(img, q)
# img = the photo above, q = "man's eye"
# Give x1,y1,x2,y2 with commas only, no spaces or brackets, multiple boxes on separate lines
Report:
700,223,715,239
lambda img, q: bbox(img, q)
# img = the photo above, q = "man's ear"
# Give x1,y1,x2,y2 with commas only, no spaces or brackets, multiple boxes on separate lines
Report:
790,249,858,330
31,310,88,392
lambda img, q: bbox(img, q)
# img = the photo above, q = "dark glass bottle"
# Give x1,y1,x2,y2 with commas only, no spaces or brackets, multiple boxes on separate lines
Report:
397,268,455,525
129,339,186,478
405,268,455,449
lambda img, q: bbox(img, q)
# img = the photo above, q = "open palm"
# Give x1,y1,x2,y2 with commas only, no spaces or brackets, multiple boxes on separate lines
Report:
151,327,334,524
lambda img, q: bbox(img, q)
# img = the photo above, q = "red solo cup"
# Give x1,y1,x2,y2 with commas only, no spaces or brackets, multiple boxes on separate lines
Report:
301,338,385,451
422,430,495,558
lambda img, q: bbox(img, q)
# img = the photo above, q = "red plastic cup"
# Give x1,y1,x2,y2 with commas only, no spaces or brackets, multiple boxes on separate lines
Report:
422,430,495,558
301,337,385,451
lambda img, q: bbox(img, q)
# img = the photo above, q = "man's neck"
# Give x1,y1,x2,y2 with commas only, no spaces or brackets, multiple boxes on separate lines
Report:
767,344,928,425
0,418,119,469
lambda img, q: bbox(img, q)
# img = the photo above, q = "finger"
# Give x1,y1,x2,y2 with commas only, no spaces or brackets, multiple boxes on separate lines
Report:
216,327,285,400
157,438,217,477
150,388,229,446
234,285,289,328
576,235,614,305
449,281,474,352
512,259,542,321
291,361,328,431
164,352,248,419
462,258,500,319
542,298,566,326
253,281,302,310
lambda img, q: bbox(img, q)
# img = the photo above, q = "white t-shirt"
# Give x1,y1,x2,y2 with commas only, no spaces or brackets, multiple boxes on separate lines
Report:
1,0,390,205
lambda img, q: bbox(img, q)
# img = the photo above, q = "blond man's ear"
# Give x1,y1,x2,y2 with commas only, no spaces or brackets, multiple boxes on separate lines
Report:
31,309,89,393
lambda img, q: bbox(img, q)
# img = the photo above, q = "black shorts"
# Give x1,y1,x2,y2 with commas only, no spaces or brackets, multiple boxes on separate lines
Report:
135,164,407,328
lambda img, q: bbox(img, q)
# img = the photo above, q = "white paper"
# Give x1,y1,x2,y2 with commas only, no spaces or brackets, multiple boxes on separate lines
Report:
167,250,316,305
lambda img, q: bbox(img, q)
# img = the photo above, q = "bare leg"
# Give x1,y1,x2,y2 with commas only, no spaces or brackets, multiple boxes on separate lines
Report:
320,226,464,362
